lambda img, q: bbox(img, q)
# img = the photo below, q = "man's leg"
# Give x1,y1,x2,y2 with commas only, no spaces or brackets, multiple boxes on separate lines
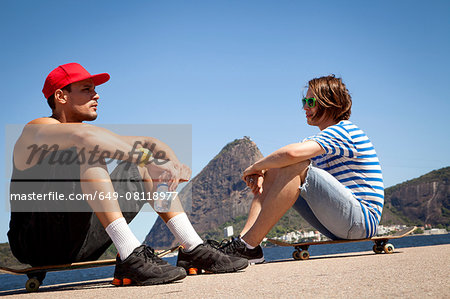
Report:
80,160,141,261
136,165,203,252
241,161,309,247
135,165,248,274
219,161,309,263
293,166,367,240
237,162,366,249
80,160,186,286
240,168,280,236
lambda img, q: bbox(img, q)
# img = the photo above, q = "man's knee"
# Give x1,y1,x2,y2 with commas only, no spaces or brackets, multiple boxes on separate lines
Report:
264,168,279,180
263,160,309,181
278,160,310,180
261,161,309,191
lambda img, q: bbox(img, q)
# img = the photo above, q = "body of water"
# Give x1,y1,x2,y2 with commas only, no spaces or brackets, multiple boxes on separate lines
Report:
1,234,449,292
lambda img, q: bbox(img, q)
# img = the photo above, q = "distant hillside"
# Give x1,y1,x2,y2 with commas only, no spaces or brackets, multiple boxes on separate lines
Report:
381,166,450,227
0,242,26,268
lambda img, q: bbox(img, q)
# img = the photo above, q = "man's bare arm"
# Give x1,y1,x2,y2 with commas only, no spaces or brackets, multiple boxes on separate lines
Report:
243,141,325,176
14,118,148,170
118,136,182,164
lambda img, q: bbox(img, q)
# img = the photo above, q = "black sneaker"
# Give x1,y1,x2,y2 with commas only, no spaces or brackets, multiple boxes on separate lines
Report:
112,245,186,286
176,242,248,275
218,237,265,264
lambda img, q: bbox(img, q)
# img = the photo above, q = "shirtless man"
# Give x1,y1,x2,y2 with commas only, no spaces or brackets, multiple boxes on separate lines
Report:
8,63,247,286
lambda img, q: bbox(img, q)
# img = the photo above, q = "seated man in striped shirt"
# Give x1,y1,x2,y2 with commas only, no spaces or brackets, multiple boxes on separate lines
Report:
219,75,384,263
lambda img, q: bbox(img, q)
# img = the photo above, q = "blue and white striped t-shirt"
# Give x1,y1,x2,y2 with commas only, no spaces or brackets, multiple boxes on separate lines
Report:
304,120,384,238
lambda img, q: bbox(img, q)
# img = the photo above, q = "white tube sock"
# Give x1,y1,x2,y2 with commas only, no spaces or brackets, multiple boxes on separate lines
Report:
105,217,142,261
240,237,256,249
166,213,203,252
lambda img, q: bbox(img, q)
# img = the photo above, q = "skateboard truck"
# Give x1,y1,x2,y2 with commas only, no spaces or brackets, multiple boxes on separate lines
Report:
293,245,310,260
372,240,395,254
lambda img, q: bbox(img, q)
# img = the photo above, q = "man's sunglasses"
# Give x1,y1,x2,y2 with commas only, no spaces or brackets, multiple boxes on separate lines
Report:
302,97,316,108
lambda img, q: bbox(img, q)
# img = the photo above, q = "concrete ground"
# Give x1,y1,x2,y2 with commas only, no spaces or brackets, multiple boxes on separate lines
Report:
1,244,449,298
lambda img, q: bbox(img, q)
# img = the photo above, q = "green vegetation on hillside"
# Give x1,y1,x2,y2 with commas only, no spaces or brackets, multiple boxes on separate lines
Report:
0,243,27,268
382,166,450,228
385,167,449,196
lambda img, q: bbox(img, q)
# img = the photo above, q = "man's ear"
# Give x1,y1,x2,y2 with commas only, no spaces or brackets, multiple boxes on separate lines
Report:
54,89,68,104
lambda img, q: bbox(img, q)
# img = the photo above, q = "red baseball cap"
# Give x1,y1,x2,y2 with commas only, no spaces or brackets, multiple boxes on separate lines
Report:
42,63,110,99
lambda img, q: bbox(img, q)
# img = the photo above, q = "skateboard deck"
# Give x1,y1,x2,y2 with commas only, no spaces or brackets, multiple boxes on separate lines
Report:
268,226,416,260
0,245,181,292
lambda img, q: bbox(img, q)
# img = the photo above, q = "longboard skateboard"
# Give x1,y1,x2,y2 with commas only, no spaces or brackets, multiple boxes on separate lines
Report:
268,226,416,261
0,245,181,292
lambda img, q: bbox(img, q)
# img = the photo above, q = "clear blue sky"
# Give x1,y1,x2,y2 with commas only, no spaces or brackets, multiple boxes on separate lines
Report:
1,0,449,243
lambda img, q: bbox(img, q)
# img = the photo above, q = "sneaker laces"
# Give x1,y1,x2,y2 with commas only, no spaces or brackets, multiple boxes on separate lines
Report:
202,240,239,260
221,239,239,253
219,238,234,248
208,237,241,253
206,238,233,249
137,246,166,264
205,239,222,249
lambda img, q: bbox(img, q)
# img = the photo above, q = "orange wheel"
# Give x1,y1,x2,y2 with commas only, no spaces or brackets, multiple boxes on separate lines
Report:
122,278,132,285
111,278,122,286
300,250,310,260
188,268,199,275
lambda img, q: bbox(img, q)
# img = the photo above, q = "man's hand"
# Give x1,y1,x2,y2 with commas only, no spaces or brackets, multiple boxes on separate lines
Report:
146,160,191,191
243,164,265,195
245,174,264,195
179,164,192,181
146,160,181,191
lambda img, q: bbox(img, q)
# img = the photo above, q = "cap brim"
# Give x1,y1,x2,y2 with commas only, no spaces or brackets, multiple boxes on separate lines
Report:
91,73,110,86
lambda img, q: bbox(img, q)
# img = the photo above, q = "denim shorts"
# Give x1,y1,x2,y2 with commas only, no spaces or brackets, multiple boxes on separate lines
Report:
292,164,366,240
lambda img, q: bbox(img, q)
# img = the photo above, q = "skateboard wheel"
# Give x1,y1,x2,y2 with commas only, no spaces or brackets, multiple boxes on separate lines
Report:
293,251,302,260
300,250,310,260
384,244,395,254
122,278,132,285
111,278,122,286
25,278,40,292
188,268,199,275
373,245,383,254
